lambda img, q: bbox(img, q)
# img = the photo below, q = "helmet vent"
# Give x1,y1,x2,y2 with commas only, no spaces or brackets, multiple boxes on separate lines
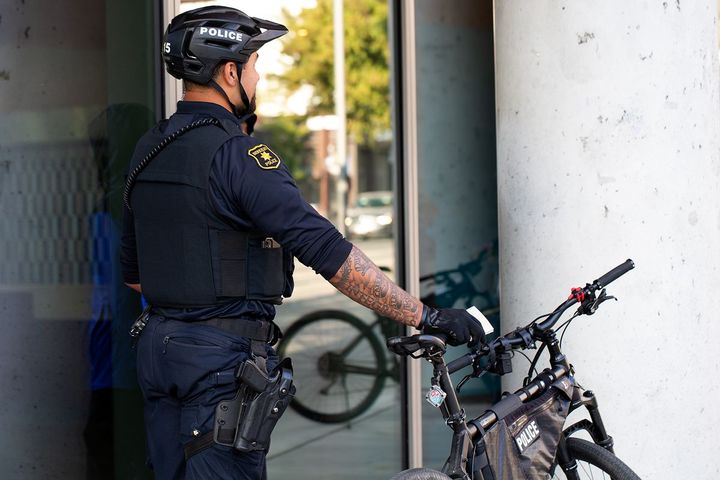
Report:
203,39,235,48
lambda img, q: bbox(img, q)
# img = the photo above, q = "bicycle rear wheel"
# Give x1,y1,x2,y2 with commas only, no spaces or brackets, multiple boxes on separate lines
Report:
389,468,451,480
278,310,386,423
552,437,641,480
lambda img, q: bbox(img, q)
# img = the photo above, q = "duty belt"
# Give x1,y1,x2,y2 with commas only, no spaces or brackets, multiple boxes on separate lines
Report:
188,317,279,345
181,317,288,462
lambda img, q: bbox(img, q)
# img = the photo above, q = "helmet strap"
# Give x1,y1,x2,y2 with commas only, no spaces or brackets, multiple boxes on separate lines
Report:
235,62,252,117
208,79,239,115
207,62,253,119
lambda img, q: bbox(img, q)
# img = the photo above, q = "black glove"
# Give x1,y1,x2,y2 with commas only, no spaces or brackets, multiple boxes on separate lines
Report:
420,305,486,347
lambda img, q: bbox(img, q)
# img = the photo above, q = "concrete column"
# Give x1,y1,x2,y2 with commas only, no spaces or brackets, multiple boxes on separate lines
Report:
495,2,719,478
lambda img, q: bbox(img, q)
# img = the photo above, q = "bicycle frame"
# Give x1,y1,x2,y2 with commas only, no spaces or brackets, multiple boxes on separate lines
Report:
422,331,616,480
387,259,635,479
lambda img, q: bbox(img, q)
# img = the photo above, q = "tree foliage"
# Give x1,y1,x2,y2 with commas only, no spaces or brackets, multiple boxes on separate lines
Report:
278,0,390,144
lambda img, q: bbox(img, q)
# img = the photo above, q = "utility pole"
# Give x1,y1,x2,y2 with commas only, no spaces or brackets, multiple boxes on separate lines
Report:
333,0,347,234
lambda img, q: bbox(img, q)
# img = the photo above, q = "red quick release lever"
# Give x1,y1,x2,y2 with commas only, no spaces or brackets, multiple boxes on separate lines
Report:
568,287,585,302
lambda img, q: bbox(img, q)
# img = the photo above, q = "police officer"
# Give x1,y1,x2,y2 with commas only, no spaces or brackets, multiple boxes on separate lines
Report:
121,6,487,480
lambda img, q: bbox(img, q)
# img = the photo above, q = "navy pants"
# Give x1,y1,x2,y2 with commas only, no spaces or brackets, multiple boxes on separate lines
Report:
136,315,278,480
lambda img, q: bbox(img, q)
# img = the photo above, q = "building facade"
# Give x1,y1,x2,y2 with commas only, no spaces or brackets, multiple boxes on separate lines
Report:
0,0,718,478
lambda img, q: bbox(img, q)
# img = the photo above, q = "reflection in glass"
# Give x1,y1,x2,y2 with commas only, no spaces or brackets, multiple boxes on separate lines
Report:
346,191,394,240
0,0,156,477
414,0,500,469
190,0,406,477
85,104,153,479
279,311,389,423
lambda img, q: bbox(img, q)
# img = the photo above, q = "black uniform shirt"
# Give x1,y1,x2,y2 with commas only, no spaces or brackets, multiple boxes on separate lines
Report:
121,101,352,320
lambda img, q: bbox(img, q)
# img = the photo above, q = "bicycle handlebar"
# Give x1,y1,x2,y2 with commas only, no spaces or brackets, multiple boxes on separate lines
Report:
438,259,634,375
447,352,475,374
594,258,635,289
389,260,634,374
535,258,634,331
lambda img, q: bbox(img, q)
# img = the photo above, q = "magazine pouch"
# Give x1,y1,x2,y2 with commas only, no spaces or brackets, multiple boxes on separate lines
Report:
482,376,574,479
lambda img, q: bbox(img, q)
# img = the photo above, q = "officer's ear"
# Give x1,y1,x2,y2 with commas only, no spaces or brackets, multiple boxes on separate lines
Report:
218,61,238,87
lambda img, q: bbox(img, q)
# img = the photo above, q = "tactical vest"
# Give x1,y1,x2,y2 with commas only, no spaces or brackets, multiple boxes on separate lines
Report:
127,117,293,308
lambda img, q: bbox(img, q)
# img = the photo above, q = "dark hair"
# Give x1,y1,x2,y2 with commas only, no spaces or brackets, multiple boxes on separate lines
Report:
182,62,228,91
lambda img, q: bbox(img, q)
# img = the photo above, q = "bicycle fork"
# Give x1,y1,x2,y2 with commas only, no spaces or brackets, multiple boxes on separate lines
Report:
564,388,615,451
557,388,616,478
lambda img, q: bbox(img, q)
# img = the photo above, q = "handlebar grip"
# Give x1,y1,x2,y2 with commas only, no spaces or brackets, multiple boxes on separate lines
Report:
447,353,475,374
594,259,635,288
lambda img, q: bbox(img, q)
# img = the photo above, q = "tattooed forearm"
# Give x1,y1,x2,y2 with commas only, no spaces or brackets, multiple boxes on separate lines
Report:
330,246,423,327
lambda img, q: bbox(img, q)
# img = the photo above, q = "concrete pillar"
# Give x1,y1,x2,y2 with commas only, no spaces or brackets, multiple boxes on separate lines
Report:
495,2,719,478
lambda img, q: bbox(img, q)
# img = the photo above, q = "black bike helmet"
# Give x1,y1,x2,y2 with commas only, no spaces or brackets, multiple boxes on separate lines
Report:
162,6,288,116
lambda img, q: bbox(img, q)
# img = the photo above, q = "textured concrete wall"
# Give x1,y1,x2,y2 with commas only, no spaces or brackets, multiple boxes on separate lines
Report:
495,1,720,477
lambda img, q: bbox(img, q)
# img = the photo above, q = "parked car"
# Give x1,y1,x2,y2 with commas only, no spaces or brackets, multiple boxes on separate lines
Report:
345,191,394,239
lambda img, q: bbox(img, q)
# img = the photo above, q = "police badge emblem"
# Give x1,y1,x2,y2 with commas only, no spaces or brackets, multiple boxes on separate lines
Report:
248,144,281,170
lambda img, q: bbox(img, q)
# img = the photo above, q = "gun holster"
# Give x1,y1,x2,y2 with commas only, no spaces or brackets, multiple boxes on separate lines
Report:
213,357,295,452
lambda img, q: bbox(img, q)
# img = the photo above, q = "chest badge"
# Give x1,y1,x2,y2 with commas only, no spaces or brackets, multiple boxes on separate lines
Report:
248,144,281,170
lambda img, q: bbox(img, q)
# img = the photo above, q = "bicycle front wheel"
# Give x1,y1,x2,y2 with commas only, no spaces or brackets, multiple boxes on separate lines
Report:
389,468,451,480
552,438,641,480
278,310,386,423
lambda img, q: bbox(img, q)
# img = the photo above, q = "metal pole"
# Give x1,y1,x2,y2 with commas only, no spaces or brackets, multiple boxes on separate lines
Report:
400,0,423,468
333,0,347,234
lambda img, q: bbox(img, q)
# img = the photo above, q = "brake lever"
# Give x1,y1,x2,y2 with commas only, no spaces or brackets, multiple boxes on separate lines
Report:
456,345,490,394
456,373,473,393
580,288,617,315
456,361,489,394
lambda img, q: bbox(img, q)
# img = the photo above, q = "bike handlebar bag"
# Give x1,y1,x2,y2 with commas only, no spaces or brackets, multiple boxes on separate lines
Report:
480,376,574,480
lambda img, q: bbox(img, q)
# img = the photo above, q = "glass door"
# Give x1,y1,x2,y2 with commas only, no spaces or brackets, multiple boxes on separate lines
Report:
172,0,406,477
409,0,501,469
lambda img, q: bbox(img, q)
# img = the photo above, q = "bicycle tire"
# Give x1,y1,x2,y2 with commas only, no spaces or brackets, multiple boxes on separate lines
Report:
389,468,451,480
278,310,386,423
552,437,642,480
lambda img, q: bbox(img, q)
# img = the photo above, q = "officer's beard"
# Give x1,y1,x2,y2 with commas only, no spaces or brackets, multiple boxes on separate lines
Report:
237,94,256,118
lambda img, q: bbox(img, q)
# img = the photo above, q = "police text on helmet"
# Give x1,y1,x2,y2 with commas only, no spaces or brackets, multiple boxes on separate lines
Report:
199,27,243,42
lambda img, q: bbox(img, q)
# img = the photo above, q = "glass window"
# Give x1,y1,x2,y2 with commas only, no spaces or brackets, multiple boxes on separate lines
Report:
412,0,501,468
173,0,404,477
0,0,157,478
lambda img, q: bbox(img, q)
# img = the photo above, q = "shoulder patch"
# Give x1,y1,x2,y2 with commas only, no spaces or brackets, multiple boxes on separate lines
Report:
248,144,281,170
